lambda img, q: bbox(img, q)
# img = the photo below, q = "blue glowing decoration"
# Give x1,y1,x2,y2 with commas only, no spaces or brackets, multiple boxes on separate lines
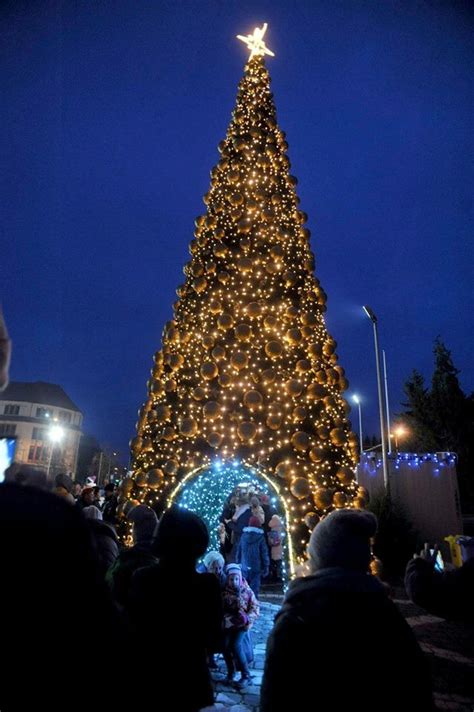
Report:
173,461,285,554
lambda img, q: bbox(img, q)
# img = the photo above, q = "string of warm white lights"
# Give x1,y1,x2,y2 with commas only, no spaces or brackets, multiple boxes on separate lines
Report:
121,26,366,565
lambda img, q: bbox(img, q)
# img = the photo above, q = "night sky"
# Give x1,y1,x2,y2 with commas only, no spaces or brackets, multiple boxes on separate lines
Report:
2,1,473,460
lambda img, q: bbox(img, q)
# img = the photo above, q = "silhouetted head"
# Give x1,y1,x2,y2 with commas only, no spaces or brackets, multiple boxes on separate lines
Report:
153,506,208,563
308,508,377,573
128,504,158,545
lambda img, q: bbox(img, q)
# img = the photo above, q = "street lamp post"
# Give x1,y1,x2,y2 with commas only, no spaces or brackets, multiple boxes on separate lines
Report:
382,350,392,455
352,395,363,456
393,426,407,453
46,423,64,480
363,306,390,494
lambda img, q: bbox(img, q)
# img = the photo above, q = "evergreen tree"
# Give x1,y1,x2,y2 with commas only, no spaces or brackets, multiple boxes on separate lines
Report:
402,339,474,508
123,27,363,562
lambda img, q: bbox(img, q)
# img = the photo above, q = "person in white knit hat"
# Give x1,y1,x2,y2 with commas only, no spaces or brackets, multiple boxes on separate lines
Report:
261,509,434,712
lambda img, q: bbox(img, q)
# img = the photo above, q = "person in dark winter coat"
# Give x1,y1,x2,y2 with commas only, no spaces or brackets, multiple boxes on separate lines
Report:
261,509,434,712
229,495,252,560
236,515,270,597
129,507,223,712
83,505,119,578
53,473,75,504
76,482,96,510
0,483,131,712
102,482,118,525
106,504,158,609
405,543,474,622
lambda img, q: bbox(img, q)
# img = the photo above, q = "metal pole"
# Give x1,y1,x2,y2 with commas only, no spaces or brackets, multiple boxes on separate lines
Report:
372,321,390,493
383,350,392,454
357,401,363,454
98,451,104,486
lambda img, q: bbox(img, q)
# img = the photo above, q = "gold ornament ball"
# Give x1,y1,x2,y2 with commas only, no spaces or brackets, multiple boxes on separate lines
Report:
203,401,220,419
308,342,323,358
192,386,207,401
307,383,326,400
135,472,148,488
291,431,311,452
265,340,283,359
285,305,299,320
218,373,232,387
147,468,164,489
301,312,318,327
217,313,234,330
285,379,303,397
164,459,179,476
211,345,226,361
317,425,329,440
264,315,278,330
246,301,261,318
237,256,253,271
286,328,303,345
293,405,307,421
304,511,320,530
201,362,218,380
244,390,263,409
309,446,324,463
235,323,252,341
217,271,230,284
266,413,282,430
180,418,198,437
290,477,311,499
155,404,171,422
333,491,348,508
330,428,346,446
275,461,291,479
207,432,224,448
162,426,176,442
313,488,333,510
231,351,248,371
296,359,311,374
192,276,207,294
336,466,354,485
238,421,257,442
164,379,177,392
209,300,223,315
169,353,184,370
261,368,276,384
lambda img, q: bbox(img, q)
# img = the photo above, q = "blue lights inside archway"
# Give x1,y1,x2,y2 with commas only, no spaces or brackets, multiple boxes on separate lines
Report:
172,460,283,553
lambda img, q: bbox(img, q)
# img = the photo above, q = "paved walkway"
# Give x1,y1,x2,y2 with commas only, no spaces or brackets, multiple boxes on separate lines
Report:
203,599,280,712
201,588,474,712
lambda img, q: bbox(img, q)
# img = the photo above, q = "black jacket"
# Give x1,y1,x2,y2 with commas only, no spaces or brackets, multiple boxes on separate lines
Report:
261,567,434,712
129,562,223,712
405,556,474,622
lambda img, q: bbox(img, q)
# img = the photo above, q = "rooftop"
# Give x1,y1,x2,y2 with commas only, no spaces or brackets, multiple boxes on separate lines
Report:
0,381,81,413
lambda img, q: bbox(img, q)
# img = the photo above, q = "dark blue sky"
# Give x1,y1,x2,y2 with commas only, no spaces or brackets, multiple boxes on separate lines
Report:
2,1,473,459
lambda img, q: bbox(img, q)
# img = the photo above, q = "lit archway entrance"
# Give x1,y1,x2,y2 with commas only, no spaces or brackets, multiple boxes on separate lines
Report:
169,460,293,579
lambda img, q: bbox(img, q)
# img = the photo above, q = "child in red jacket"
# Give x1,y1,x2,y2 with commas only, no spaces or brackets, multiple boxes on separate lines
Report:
222,563,259,689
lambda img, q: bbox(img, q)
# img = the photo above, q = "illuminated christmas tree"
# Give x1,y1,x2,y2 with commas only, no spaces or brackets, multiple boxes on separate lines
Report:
125,25,365,570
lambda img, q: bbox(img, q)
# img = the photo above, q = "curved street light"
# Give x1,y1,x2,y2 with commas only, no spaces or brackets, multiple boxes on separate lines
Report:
363,306,390,494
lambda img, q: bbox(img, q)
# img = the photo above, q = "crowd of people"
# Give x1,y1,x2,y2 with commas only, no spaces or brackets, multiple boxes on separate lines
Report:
218,487,284,596
1,458,473,711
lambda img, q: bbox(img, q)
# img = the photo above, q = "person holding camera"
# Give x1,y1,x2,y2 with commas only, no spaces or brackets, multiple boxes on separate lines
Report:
405,542,474,622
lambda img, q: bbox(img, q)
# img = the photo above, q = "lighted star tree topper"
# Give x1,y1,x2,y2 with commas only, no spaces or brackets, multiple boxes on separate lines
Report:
123,24,368,568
